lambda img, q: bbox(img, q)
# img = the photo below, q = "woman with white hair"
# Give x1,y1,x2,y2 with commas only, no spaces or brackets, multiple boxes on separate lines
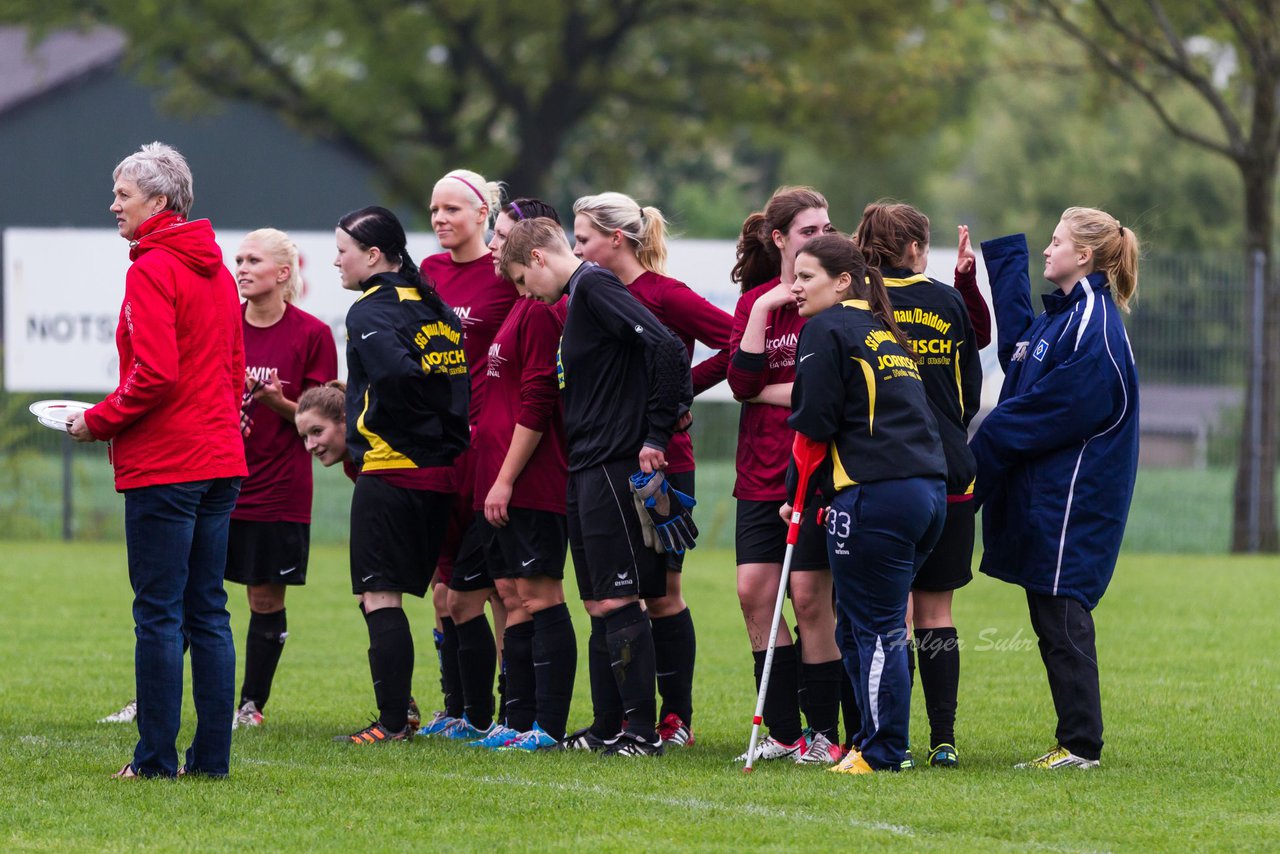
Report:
226,228,338,729
70,142,247,778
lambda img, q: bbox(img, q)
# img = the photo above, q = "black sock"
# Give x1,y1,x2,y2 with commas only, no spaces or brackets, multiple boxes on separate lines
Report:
455,614,496,730
588,616,622,738
800,659,843,743
366,607,413,732
915,626,959,748
906,635,917,689
532,603,577,740
605,603,657,737
753,645,802,745
439,617,464,718
501,622,536,733
650,608,695,724
840,663,861,749
240,608,287,710
497,669,508,727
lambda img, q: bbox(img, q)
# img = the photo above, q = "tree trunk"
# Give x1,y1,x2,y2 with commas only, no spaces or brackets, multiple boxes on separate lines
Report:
1230,157,1279,552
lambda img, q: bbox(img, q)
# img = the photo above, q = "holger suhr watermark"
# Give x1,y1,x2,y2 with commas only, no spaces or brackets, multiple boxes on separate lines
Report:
887,627,1038,658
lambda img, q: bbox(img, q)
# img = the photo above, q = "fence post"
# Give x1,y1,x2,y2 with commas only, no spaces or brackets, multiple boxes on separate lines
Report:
62,434,73,542
1248,249,1264,553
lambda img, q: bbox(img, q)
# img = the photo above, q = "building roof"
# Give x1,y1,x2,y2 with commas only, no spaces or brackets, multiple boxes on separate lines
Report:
0,26,126,115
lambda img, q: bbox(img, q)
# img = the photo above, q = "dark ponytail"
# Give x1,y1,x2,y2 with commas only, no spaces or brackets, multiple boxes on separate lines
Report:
853,200,930,272
799,234,917,361
337,205,443,309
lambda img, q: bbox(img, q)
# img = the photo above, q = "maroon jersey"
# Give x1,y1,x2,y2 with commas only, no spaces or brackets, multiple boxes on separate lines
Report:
471,296,567,514
628,271,733,473
726,277,805,501
234,303,339,522
421,251,519,423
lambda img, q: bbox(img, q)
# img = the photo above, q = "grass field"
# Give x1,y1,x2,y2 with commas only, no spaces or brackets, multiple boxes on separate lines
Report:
2,541,1277,852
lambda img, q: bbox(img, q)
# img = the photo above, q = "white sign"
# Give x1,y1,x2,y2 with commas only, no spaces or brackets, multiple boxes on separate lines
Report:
4,228,998,404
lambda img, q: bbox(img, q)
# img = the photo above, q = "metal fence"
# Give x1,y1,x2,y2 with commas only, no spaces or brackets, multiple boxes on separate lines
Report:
0,250,1261,553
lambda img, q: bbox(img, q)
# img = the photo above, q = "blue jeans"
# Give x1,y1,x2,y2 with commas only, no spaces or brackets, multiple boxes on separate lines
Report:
826,477,946,770
124,477,240,777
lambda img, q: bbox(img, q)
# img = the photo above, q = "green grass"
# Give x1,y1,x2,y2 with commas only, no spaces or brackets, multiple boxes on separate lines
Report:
0,448,1255,553
1,542,1277,851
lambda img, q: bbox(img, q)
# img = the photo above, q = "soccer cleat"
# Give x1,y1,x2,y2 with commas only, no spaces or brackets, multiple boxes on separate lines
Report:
562,726,612,751
928,743,959,768
797,731,845,765
333,720,413,744
828,750,875,775
439,715,489,741
734,734,807,763
99,699,137,724
500,724,562,752
417,710,458,737
656,712,695,747
232,700,264,729
469,723,521,749
1015,745,1100,770
901,748,916,770
601,731,665,757
407,697,421,731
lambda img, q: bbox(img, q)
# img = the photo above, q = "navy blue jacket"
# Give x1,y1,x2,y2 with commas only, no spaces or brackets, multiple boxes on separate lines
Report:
970,234,1139,609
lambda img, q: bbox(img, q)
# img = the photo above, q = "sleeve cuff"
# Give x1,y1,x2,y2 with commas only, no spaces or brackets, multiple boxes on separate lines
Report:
732,349,766,371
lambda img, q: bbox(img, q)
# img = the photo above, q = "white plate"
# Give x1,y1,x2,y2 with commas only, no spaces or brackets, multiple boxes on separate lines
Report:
29,399,93,432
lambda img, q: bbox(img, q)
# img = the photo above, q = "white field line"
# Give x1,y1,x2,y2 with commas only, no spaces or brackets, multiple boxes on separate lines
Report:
9,744,1106,852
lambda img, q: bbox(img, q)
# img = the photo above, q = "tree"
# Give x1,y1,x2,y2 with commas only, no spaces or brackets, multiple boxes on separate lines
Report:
1002,0,1280,551
8,0,984,221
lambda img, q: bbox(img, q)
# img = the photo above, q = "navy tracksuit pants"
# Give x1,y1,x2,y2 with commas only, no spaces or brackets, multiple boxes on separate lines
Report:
827,477,946,770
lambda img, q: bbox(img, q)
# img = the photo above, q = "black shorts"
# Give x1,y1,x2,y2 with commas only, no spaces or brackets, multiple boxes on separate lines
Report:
447,512,494,592
567,457,667,601
438,448,487,587
224,519,310,586
482,508,568,581
660,470,694,575
735,498,828,570
350,475,451,598
911,498,975,592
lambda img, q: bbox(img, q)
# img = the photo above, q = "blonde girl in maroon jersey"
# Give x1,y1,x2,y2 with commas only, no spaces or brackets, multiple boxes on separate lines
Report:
416,168,517,741
572,191,733,746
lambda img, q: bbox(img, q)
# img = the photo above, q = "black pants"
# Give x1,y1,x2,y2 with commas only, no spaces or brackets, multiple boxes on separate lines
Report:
1026,591,1102,761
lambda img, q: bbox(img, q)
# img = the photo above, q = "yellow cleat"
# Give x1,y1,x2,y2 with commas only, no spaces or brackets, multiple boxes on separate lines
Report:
828,750,874,775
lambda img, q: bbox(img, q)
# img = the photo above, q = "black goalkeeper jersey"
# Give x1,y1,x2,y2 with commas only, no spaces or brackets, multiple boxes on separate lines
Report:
788,298,945,491
557,262,693,472
882,269,982,496
344,272,470,472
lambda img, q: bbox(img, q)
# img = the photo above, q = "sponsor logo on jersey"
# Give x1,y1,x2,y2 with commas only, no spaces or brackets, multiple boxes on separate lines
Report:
863,329,896,351
1012,340,1030,362
454,305,480,328
893,307,952,335
909,336,952,355
766,331,797,368
486,342,507,378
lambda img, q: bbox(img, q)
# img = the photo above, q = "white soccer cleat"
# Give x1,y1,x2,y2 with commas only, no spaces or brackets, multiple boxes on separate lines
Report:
232,700,264,729
796,731,844,765
1015,745,1100,770
735,734,807,763
99,699,137,724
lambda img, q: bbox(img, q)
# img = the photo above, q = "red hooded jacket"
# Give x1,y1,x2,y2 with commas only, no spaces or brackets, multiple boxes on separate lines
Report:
85,211,248,490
